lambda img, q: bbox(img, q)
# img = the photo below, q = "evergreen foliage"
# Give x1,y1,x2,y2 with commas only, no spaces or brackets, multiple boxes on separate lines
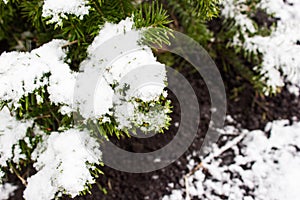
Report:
0,0,222,198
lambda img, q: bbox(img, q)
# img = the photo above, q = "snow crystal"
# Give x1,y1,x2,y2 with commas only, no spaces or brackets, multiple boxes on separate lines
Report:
0,183,17,200
35,93,44,104
287,85,300,96
163,119,300,200
23,128,102,200
174,122,179,127
0,107,32,167
42,0,90,25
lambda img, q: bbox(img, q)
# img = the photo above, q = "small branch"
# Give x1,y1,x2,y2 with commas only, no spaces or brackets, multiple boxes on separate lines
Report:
12,34,26,51
186,162,204,177
202,132,247,164
35,114,52,119
61,40,78,48
10,163,27,186
92,0,104,16
108,178,112,190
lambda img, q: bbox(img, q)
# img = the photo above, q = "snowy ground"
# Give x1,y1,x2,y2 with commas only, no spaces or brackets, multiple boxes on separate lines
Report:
162,118,300,200
1,118,299,200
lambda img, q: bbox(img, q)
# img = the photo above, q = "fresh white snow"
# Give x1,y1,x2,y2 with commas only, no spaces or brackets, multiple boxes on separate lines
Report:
83,17,166,102
79,17,169,131
0,39,77,110
23,128,102,200
42,0,90,25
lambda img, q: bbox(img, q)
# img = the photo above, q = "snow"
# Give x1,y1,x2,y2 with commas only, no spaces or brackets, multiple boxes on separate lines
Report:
84,17,166,101
0,39,77,111
162,190,183,200
23,128,102,200
221,0,300,95
162,119,300,200
87,17,135,55
0,51,49,107
0,183,17,200
31,40,77,109
221,0,256,34
79,17,169,132
42,0,90,25
74,64,114,119
0,107,32,167
0,41,105,197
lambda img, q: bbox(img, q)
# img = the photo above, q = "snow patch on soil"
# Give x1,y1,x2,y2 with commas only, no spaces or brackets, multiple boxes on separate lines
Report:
162,119,300,200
